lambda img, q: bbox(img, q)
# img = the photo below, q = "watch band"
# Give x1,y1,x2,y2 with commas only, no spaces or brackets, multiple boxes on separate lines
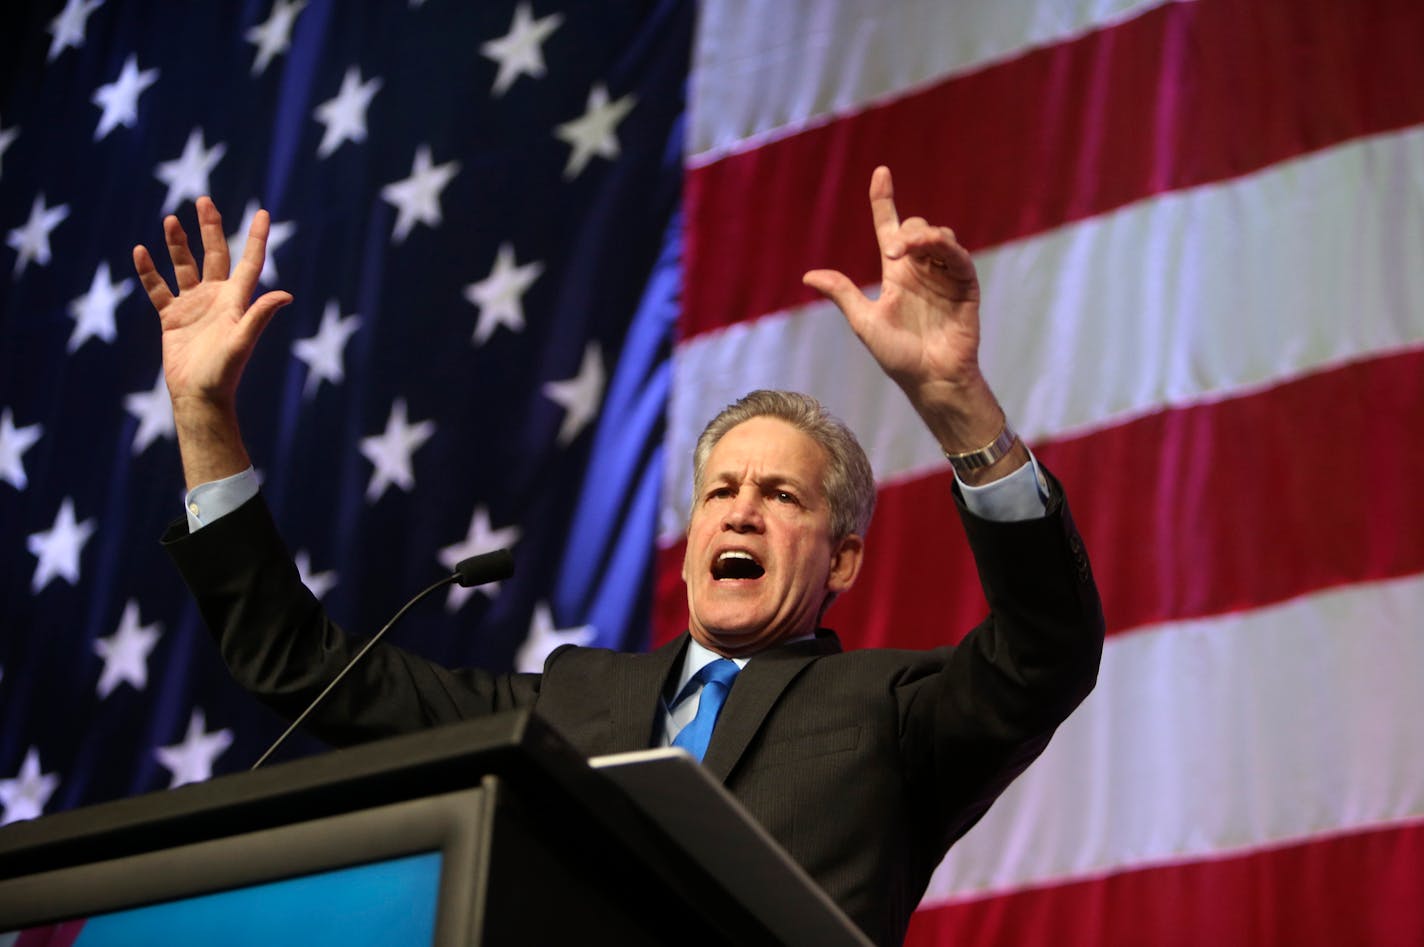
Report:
943,423,1019,475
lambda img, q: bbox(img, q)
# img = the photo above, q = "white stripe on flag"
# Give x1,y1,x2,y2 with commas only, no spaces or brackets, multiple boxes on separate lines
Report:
921,572,1424,905
688,0,1180,164
662,126,1424,541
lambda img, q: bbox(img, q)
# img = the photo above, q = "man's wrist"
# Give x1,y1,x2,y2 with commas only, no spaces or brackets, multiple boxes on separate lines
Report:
172,397,253,491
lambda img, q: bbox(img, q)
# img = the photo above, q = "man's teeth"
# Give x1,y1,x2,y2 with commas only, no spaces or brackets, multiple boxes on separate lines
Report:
714,550,765,580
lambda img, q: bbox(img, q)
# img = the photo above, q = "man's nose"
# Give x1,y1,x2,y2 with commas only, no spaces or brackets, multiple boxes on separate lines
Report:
722,491,763,532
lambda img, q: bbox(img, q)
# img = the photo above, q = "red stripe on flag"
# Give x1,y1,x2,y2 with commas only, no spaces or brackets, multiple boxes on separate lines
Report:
681,0,1424,341
905,821,1424,947
652,348,1424,647
14,919,87,947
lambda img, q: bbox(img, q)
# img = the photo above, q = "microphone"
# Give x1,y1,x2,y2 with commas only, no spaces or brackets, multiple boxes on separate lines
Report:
250,549,516,770
454,548,515,588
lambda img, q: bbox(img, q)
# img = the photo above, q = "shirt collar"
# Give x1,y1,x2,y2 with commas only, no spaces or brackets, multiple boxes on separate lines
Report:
671,637,748,705
670,632,818,705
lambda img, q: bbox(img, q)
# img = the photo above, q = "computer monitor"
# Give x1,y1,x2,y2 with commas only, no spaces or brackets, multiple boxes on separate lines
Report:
0,787,485,947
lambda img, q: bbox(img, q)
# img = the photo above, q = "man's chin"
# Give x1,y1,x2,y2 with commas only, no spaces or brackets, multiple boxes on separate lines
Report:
690,615,812,657
689,621,765,657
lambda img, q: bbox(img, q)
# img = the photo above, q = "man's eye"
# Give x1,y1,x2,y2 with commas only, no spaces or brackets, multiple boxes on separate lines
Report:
707,486,733,500
775,491,798,504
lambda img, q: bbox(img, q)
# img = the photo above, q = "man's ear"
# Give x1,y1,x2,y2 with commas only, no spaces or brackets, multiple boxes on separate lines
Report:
827,533,864,594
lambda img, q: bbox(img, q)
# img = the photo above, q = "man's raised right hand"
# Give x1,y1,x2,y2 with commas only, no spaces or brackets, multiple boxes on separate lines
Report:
132,197,291,489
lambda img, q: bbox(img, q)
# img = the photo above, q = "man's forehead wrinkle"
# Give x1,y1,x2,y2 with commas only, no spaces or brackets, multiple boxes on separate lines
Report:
708,467,812,493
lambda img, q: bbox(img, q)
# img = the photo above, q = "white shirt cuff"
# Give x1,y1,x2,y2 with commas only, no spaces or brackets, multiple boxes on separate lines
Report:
184,467,260,532
956,452,1049,522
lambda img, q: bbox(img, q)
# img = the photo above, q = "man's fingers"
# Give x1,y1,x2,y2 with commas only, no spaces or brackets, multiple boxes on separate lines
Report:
896,219,950,252
868,165,903,258
894,222,976,279
230,208,271,294
196,196,230,282
164,215,200,291
897,222,958,249
132,245,174,311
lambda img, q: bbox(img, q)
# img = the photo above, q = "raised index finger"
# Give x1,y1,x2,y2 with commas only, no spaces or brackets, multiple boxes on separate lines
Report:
229,207,272,296
869,165,903,257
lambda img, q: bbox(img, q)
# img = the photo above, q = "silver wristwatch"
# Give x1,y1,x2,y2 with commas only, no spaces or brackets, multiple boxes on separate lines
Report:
943,424,1018,476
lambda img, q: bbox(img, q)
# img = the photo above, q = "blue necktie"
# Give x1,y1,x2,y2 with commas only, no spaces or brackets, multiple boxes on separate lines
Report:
671,658,740,762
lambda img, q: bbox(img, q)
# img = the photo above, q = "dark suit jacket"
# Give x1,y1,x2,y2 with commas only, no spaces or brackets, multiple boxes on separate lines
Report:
163,480,1103,946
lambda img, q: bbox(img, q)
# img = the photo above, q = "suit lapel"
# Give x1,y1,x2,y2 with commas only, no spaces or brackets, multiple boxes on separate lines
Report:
607,633,689,749
701,632,842,782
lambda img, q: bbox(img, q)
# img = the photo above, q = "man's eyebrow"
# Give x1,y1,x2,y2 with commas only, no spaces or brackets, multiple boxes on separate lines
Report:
753,473,812,493
700,470,739,492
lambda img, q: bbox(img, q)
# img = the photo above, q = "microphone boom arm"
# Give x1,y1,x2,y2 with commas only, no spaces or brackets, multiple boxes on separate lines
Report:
250,549,514,770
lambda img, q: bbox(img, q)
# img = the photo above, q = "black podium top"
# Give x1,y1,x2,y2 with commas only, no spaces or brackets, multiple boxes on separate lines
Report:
0,710,581,879
0,710,870,945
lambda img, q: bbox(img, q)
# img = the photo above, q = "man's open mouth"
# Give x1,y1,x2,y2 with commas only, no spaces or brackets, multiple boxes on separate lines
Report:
712,550,765,580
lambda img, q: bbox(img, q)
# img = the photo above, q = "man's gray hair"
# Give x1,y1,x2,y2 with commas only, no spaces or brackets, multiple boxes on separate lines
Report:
692,390,876,541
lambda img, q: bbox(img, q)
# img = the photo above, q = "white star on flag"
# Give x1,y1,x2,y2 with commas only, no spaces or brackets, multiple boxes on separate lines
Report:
227,200,295,286
47,0,103,62
124,371,175,454
481,2,564,97
246,0,308,76
555,83,636,180
7,193,70,278
543,341,605,446
155,709,233,789
292,299,361,397
0,407,42,491
94,600,162,699
359,398,436,502
294,550,337,601
0,748,59,825
516,602,594,673
380,144,460,244
27,497,97,593
314,66,382,159
67,260,132,352
464,243,544,345
154,127,226,214
91,53,160,141
0,116,18,178
438,506,522,611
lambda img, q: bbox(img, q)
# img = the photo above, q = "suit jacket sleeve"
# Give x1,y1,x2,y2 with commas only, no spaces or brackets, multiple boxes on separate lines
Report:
161,493,541,748
895,471,1105,855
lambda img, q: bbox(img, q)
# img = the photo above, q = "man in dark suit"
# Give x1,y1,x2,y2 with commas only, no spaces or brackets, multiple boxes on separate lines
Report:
136,167,1104,946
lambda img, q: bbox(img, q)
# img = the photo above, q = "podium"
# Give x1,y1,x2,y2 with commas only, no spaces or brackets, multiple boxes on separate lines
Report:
0,710,870,945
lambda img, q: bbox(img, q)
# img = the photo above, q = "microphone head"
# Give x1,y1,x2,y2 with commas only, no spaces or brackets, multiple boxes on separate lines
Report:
454,548,515,588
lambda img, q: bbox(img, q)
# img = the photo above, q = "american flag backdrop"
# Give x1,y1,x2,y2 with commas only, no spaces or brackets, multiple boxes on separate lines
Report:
2,1,1423,945
655,0,1424,943
0,0,689,805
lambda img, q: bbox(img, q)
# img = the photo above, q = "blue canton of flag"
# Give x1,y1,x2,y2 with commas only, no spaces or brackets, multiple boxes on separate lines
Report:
0,0,691,819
